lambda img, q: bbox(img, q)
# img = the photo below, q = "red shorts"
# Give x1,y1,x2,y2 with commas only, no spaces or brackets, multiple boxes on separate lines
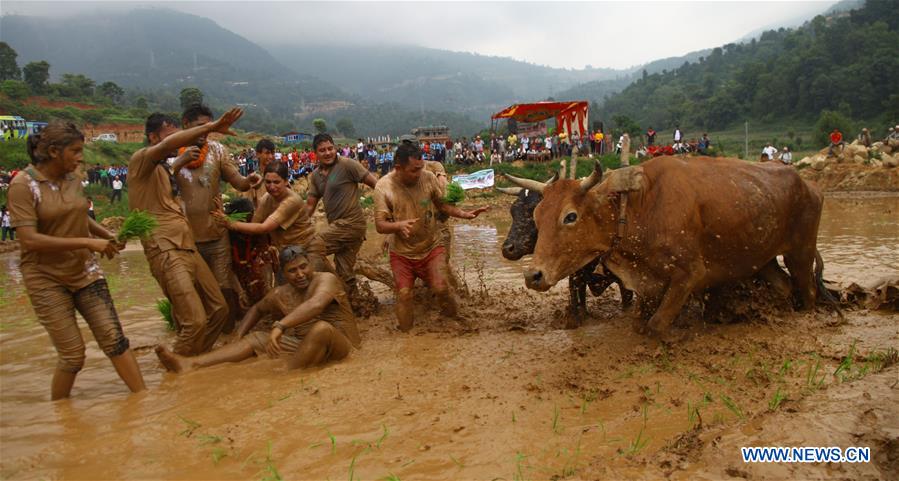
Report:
389,246,447,290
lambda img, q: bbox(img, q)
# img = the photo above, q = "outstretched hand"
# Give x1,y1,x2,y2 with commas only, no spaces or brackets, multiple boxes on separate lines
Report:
212,107,244,136
463,206,489,219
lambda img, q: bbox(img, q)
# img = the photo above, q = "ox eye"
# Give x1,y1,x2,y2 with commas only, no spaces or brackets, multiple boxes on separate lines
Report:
564,212,577,224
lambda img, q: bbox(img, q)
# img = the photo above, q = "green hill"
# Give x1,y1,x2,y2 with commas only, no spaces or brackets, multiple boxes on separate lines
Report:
597,0,899,133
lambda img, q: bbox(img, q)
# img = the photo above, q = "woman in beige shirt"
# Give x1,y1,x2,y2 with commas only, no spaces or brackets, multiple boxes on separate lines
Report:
8,122,145,400
213,161,333,275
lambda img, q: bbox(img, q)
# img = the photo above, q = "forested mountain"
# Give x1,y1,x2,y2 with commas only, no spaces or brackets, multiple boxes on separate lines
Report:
598,0,898,132
267,44,624,119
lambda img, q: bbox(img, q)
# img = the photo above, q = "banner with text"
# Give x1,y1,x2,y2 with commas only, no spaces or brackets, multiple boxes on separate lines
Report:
452,169,495,190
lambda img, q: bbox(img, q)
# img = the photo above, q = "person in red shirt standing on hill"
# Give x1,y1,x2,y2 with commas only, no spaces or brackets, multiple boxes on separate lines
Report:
827,128,844,157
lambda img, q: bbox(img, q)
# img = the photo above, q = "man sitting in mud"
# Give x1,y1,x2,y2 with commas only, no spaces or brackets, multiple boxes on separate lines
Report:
373,142,488,331
155,246,361,372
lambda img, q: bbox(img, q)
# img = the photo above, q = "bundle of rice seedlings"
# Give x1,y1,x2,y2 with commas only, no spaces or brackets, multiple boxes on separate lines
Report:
116,210,159,242
443,182,465,204
226,211,250,222
157,298,176,331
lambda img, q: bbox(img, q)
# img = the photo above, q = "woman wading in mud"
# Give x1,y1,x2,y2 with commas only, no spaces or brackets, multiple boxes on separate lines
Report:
7,122,146,400
212,161,334,276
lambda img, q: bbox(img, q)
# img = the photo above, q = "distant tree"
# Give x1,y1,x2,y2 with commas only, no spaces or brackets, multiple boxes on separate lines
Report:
612,114,642,138
179,87,204,110
0,42,21,81
336,118,356,137
814,110,854,147
135,96,149,110
98,81,125,104
23,61,50,93
0,80,29,100
313,118,327,134
60,73,95,97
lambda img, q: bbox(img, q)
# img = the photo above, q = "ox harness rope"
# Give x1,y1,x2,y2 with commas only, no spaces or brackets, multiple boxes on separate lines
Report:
598,191,629,264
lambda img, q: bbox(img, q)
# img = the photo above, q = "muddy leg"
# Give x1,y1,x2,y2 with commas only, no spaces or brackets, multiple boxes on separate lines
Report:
286,321,352,370
646,269,701,336
109,350,146,393
757,259,792,300
51,369,78,401
784,250,816,309
619,284,635,309
155,340,255,373
396,288,415,332
434,287,459,319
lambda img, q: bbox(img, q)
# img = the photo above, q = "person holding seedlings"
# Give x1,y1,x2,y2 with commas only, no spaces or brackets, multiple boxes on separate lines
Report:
129,108,243,356
8,122,145,399
154,246,360,372
373,141,488,332
176,104,262,332
212,161,334,275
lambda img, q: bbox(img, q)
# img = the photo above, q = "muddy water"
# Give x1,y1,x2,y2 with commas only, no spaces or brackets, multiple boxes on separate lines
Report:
1,194,897,480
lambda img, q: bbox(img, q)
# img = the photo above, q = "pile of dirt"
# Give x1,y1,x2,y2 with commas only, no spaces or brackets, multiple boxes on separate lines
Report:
800,162,899,191
796,139,899,169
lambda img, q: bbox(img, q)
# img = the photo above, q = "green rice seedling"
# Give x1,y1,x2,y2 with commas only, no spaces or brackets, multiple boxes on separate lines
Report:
624,426,649,456
450,455,465,468
178,415,201,437
381,474,401,481
512,411,517,424
376,424,389,449
779,359,793,377
327,429,337,454
513,452,528,481
308,442,323,449
768,387,787,411
260,442,283,481
805,356,826,391
157,298,175,331
720,394,744,419
443,182,465,204
864,347,898,373
348,447,371,481
211,447,227,464
116,210,158,242
226,211,250,222
687,401,702,428
197,434,222,445
551,405,562,434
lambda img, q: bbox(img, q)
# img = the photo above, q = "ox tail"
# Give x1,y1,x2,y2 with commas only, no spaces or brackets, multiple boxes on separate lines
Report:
815,250,844,320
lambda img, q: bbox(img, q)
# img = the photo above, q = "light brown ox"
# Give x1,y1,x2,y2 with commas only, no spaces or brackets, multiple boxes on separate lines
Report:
522,156,824,335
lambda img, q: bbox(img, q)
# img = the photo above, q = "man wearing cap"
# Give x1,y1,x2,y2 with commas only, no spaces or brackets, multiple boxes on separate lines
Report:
306,133,378,298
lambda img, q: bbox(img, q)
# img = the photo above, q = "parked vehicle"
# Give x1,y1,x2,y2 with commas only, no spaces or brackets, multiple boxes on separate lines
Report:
92,133,118,143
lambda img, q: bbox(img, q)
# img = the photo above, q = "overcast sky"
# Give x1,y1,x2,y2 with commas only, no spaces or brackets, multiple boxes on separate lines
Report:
3,1,837,70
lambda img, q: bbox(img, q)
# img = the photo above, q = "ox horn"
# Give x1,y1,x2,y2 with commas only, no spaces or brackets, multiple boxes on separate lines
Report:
559,160,567,180
579,160,604,193
496,186,523,196
505,173,546,193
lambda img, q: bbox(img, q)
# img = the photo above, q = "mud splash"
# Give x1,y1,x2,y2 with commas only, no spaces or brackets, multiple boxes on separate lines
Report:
0,194,896,480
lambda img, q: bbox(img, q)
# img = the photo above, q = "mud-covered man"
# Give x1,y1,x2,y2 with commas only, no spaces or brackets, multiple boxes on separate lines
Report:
305,133,378,296
177,104,261,331
373,142,488,331
128,108,243,355
155,246,361,372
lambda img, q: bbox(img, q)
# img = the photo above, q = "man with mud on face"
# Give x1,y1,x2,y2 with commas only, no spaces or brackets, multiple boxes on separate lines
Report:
154,246,361,372
177,104,262,332
373,142,488,332
129,108,243,356
244,138,277,208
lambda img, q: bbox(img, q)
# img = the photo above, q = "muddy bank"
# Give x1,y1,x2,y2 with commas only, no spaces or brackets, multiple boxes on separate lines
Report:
800,163,899,191
0,193,897,481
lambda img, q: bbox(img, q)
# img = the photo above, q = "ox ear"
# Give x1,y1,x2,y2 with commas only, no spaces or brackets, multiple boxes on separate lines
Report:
579,160,604,193
496,186,523,196
606,166,645,193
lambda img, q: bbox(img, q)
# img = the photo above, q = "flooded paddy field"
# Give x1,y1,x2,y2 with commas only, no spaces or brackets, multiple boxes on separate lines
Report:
1,193,896,480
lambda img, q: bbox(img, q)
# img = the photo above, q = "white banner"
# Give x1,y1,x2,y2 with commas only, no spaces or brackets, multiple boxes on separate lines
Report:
451,169,495,190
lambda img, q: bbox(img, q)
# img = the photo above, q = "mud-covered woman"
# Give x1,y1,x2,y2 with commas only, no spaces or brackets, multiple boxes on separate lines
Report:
154,246,360,372
7,122,146,400
212,161,334,275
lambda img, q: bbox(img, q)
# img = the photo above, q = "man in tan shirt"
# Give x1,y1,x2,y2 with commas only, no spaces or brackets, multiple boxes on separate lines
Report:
373,142,487,331
177,105,261,331
244,138,276,208
306,133,378,297
128,108,243,355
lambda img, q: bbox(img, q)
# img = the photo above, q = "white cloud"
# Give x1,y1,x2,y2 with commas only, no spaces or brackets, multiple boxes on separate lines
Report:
2,1,837,69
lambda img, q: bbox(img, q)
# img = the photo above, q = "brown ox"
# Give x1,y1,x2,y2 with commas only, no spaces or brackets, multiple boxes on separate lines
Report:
523,156,824,335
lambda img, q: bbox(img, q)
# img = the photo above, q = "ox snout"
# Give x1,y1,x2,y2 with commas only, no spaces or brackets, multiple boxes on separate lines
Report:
524,269,551,291
502,241,523,260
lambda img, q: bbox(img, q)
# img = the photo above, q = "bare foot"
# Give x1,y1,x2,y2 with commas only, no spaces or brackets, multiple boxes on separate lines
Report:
155,345,191,373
